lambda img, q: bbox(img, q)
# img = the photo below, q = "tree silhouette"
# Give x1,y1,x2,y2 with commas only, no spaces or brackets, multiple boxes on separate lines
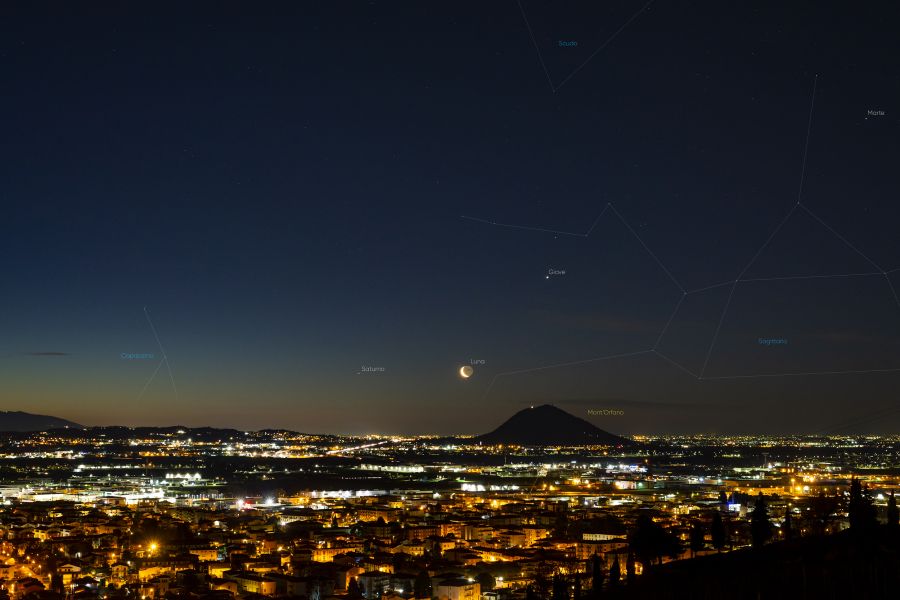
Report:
783,508,793,541
887,491,899,528
848,478,877,534
750,493,772,549
664,531,683,561
629,515,659,569
590,554,604,597
413,571,431,599
608,556,620,589
476,573,495,592
811,491,838,536
347,577,362,600
554,511,569,538
848,478,863,528
625,551,636,585
551,574,568,600
689,521,705,557
50,573,64,594
534,564,552,600
181,570,204,592
629,514,682,567
710,512,726,552
573,573,581,600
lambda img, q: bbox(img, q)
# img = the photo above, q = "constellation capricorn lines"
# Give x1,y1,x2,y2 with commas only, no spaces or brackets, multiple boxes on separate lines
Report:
465,75,900,400
135,306,179,403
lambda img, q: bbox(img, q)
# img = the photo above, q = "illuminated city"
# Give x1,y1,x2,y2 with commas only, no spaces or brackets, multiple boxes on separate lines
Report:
0,407,899,599
4,3,900,599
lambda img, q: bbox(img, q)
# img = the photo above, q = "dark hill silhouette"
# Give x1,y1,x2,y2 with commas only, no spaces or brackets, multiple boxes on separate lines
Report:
604,527,900,600
475,404,631,446
0,411,82,432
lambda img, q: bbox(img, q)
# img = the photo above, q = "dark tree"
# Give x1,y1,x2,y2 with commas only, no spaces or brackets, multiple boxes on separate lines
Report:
50,573,64,594
476,573,495,592
525,586,539,600
625,551,636,585
718,490,728,505
413,571,432,599
887,491,899,528
175,522,193,540
662,530,683,561
689,521,705,557
629,514,659,569
751,493,772,549
848,478,877,533
551,574,568,600
181,571,203,592
608,556,620,589
783,508,793,541
554,511,569,538
347,577,362,600
630,513,682,566
848,478,863,529
710,512,726,552
590,554,604,597
573,574,581,600
811,492,838,536
45,553,58,578
534,567,552,600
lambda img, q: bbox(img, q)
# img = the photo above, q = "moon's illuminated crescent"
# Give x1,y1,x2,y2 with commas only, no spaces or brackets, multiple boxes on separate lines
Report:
459,365,474,379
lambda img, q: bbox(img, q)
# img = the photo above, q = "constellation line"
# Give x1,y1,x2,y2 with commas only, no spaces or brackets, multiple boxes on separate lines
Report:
739,272,884,283
653,349,700,379
701,366,900,380
144,306,179,402
460,214,589,237
515,0,555,92
608,203,685,293
653,294,686,349
796,74,818,204
554,0,658,91
481,349,653,400
135,357,166,403
700,281,737,378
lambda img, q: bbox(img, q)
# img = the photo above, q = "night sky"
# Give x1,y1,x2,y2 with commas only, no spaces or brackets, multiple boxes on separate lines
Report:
2,2,900,434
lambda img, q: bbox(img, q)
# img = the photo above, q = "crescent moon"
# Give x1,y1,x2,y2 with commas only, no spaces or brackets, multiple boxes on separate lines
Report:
459,365,474,379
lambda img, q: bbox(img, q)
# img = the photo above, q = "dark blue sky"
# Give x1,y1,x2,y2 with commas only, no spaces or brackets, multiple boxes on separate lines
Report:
2,2,900,434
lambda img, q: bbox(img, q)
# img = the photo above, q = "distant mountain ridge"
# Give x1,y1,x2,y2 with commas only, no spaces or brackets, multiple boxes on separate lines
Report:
0,406,631,442
475,404,632,446
0,411,82,432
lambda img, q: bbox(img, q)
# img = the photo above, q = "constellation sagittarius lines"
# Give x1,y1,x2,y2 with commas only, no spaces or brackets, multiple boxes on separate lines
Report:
462,75,900,401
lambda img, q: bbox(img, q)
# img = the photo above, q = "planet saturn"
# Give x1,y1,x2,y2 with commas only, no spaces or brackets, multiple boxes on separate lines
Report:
459,365,474,379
